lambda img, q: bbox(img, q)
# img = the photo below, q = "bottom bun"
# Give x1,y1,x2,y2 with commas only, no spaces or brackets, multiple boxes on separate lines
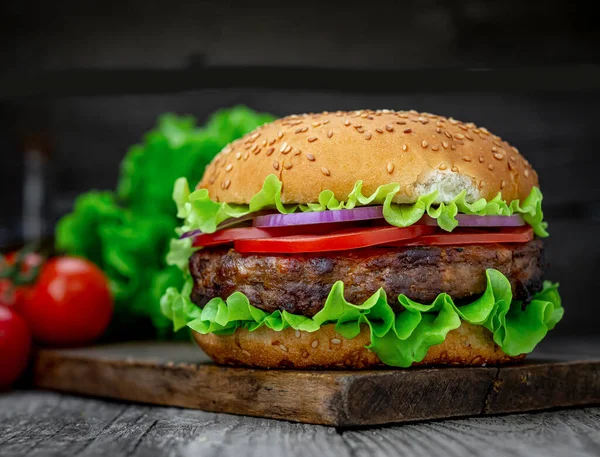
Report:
192,322,525,369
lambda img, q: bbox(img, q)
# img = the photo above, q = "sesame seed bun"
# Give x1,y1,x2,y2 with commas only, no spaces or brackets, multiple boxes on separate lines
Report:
199,110,538,205
192,322,524,369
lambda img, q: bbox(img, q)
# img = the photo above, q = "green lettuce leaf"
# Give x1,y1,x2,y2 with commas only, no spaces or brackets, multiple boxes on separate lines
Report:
161,269,562,367
175,175,548,237
56,106,276,339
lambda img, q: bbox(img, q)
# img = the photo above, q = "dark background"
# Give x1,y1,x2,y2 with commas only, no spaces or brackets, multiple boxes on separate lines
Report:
1,0,598,336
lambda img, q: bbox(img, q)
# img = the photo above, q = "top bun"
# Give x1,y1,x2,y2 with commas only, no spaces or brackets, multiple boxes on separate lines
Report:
198,110,538,204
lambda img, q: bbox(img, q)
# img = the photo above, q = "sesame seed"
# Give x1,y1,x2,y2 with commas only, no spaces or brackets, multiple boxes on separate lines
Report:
331,338,341,345
462,156,472,162
235,152,242,160
272,161,280,170
396,120,407,125
283,145,292,154
458,124,468,131
488,164,494,171
261,139,267,147
439,163,447,170
491,146,498,152
444,131,452,139
308,136,318,143
493,140,502,147
442,141,449,149
312,122,321,127
323,120,330,124
277,131,283,139
295,330,301,338
512,146,519,154
494,152,505,160
387,162,394,174
451,144,457,150
327,130,333,138
225,164,233,172
451,166,459,172
404,128,412,134
344,119,351,126
402,144,408,151
454,133,465,140
321,167,331,176
295,128,303,134
355,127,364,133
449,118,458,125
361,113,368,118
365,132,372,140
311,340,319,348
306,153,315,161
501,180,506,189
508,161,515,171
465,134,474,141
209,176,215,184
480,127,490,135
524,169,530,177
284,161,293,170
243,152,249,160
509,156,517,162
244,144,252,151
269,138,276,145
280,344,288,352
266,147,274,156
385,124,394,132
253,146,262,155
432,145,439,151
302,351,309,358
479,180,485,189
376,128,383,134
421,140,428,148
224,179,231,189
436,127,442,134
294,148,302,156
280,142,288,153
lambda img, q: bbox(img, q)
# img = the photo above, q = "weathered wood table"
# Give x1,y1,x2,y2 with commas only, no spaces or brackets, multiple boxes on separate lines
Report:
1,337,599,457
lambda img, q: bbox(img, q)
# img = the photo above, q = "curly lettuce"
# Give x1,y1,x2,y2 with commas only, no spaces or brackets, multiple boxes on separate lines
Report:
56,106,276,339
161,269,562,367
174,174,547,237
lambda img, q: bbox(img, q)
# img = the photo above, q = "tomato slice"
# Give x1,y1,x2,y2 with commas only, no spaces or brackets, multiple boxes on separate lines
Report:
192,227,274,247
234,225,436,253
191,222,370,248
384,226,534,247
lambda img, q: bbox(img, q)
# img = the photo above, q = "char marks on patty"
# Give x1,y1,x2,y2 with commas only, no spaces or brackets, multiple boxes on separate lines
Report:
189,240,545,317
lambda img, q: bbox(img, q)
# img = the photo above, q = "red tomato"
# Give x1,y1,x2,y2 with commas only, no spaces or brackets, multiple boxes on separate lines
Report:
234,225,435,253
0,306,32,388
384,226,534,247
20,257,113,346
0,252,42,311
192,223,367,248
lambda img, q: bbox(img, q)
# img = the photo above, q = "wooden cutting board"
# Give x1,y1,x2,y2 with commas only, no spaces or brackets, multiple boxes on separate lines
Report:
31,340,600,426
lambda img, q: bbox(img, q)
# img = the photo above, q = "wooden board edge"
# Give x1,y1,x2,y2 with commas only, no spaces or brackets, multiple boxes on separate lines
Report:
32,349,346,426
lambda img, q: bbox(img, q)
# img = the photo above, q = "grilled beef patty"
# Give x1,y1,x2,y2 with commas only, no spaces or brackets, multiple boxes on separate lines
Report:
189,240,545,317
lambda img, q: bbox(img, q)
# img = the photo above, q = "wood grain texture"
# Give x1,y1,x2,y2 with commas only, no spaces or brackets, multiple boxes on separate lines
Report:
30,340,600,426
1,390,599,457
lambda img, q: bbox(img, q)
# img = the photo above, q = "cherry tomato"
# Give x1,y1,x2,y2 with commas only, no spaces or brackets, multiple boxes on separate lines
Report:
0,252,42,311
20,257,113,346
384,226,534,247
234,225,436,253
0,306,32,388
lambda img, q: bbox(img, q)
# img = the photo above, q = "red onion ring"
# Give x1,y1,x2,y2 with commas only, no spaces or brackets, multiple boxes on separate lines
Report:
252,206,385,227
419,214,525,227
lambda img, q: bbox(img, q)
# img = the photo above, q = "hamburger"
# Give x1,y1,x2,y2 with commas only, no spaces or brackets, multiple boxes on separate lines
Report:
161,109,563,369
